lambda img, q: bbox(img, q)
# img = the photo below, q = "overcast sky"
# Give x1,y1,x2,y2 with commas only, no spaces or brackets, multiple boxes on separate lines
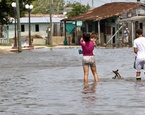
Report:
64,0,144,7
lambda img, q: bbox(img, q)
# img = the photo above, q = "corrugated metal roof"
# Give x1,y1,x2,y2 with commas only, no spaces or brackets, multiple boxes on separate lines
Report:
19,17,63,23
63,2,142,21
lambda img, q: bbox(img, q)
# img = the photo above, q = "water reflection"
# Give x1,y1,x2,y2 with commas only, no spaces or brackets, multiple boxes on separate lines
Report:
83,82,97,93
135,80,145,90
82,82,97,103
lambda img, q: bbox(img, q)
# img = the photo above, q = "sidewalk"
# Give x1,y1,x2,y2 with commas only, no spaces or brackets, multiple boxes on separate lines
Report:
0,45,81,53
0,46,46,52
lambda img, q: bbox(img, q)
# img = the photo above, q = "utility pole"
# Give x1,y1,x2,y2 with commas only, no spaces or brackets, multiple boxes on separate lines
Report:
16,0,22,52
57,2,60,14
49,0,52,47
92,0,94,8
51,0,54,14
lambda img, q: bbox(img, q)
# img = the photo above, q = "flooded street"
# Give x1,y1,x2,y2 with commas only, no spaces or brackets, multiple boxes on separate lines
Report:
0,47,145,115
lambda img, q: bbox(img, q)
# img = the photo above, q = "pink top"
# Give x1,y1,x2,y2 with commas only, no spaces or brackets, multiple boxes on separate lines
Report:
80,40,94,56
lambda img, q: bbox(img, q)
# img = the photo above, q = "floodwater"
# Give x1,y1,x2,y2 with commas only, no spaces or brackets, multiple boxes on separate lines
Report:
0,47,145,115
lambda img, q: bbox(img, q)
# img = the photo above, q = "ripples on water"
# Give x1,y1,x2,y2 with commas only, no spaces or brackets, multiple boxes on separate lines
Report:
0,47,145,114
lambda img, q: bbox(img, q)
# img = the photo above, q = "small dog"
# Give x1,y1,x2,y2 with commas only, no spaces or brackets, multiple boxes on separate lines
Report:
112,69,121,79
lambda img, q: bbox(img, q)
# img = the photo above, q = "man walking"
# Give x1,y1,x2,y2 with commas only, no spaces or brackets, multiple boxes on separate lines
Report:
134,29,145,80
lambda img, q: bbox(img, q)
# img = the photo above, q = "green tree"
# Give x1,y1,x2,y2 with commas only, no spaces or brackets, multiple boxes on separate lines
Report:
0,0,35,25
0,0,35,37
66,2,90,18
32,0,65,14
53,0,65,14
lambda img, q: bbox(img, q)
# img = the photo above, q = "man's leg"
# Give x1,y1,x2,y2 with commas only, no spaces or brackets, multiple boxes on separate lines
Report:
136,72,141,80
136,60,141,80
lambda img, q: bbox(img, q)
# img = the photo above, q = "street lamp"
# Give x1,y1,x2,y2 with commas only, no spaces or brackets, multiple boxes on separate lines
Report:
25,4,33,48
11,2,17,48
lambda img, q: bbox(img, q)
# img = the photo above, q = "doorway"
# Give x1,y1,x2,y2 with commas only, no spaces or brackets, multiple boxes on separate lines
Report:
112,27,115,43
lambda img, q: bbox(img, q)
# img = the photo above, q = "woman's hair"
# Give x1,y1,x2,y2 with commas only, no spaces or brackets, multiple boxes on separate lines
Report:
136,28,143,35
83,33,90,42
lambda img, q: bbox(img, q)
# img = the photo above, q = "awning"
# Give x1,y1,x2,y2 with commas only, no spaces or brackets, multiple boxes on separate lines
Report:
66,23,76,34
118,16,145,22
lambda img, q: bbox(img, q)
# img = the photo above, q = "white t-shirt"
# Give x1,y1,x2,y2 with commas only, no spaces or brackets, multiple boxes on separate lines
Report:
134,37,145,60
124,30,129,37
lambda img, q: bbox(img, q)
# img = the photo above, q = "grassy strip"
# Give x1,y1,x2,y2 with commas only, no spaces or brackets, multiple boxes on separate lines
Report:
0,43,11,46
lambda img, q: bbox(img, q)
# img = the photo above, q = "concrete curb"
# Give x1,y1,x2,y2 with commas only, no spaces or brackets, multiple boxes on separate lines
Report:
0,45,81,53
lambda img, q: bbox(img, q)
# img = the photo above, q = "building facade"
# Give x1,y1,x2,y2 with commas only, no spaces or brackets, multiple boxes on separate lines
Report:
8,15,65,39
63,2,145,46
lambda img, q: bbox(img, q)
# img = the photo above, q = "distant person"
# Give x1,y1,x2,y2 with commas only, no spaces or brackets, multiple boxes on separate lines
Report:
80,33,99,83
134,28,145,80
124,28,130,44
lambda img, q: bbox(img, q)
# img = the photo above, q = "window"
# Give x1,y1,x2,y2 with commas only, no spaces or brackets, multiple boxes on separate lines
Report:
21,25,25,32
140,23,143,29
111,19,115,23
35,24,39,32
107,26,111,34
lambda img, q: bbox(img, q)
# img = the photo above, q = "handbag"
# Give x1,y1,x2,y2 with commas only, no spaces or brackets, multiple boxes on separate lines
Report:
78,49,83,54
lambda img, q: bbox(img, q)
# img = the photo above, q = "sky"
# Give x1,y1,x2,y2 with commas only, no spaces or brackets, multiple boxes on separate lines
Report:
64,0,144,7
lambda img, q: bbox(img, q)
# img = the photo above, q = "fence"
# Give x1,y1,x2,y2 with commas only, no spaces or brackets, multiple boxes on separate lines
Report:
0,38,9,44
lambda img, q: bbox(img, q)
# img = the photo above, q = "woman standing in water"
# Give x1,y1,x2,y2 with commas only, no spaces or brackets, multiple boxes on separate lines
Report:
80,33,99,83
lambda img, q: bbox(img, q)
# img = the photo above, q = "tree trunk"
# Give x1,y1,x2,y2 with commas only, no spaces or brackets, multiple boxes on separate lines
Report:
0,25,4,38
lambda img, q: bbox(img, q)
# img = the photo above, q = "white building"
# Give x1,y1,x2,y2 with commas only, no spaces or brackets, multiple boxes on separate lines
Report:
8,15,65,39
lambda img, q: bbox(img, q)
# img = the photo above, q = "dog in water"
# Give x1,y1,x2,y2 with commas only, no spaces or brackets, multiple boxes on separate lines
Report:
112,69,121,79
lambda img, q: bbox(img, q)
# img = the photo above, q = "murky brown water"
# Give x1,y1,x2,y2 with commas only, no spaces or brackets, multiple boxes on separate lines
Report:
0,47,145,115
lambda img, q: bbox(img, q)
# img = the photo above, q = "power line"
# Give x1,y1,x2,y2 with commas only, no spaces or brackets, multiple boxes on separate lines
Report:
94,0,109,4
